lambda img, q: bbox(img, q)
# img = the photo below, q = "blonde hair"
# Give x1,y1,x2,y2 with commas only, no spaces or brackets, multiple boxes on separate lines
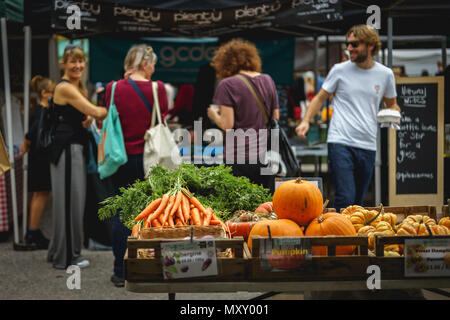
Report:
346,24,381,56
30,75,55,98
60,45,87,97
123,44,157,73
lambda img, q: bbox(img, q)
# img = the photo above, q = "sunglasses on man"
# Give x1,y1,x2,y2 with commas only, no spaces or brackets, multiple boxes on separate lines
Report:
345,40,363,48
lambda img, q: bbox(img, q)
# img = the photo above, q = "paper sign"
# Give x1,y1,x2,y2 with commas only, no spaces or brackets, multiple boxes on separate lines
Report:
404,238,450,277
160,240,218,279
259,237,311,272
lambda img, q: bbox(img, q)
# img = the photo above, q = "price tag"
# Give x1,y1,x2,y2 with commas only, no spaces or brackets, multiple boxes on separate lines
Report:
259,237,311,272
160,240,218,280
404,238,450,277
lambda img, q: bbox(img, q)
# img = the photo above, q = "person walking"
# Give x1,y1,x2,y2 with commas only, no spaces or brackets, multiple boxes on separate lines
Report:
47,44,107,270
20,75,55,249
207,39,279,192
104,44,168,287
296,25,400,211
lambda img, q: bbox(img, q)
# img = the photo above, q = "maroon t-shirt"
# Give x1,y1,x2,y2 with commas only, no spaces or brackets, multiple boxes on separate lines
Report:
213,73,279,163
105,79,168,155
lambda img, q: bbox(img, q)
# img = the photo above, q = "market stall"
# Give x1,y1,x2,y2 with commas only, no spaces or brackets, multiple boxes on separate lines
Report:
8,0,450,299
96,164,450,299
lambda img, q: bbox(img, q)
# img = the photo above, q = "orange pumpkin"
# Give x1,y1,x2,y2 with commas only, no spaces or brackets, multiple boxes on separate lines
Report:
247,219,304,251
273,177,323,226
438,217,450,230
305,212,357,256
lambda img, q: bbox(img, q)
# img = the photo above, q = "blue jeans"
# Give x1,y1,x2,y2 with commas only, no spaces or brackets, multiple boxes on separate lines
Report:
111,154,144,278
327,143,376,212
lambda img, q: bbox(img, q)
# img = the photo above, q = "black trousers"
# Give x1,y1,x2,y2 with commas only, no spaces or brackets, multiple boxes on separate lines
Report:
231,163,275,194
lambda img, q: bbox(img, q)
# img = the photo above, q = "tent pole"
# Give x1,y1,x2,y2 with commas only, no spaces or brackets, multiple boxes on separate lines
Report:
22,25,31,240
387,17,393,68
1,18,20,245
442,36,447,69
313,35,319,94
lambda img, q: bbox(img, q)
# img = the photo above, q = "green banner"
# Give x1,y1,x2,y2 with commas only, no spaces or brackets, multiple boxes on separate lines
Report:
89,37,294,86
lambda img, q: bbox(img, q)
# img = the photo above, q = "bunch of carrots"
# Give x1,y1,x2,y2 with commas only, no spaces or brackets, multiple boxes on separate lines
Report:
131,188,227,237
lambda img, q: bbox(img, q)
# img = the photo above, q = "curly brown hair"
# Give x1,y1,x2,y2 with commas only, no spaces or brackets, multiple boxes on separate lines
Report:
211,39,262,80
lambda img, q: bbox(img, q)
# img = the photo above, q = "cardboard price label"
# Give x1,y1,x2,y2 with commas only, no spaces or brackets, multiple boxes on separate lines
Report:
404,239,450,277
161,240,218,280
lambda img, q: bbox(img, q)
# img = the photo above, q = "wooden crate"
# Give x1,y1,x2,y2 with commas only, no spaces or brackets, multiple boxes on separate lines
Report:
248,233,450,281
363,205,437,222
124,236,249,282
442,205,449,218
248,235,371,281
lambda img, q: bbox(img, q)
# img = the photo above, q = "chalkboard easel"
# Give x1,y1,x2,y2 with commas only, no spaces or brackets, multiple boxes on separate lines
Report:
389,76,444,209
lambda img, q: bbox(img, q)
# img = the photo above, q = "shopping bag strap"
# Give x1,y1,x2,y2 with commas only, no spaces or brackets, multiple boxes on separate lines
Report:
109,81,117,107
127,78,153,114
235,74,271,126
151,81,163,127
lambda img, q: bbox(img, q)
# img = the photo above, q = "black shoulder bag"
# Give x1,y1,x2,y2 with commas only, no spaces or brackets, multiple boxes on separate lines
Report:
35,97,56,152
236,74,301,177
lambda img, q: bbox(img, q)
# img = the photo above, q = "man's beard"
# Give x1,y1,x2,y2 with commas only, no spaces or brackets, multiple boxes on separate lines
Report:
352,48,369,63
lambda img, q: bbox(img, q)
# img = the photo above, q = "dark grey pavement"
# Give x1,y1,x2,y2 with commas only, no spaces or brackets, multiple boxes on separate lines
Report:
0,197,265,300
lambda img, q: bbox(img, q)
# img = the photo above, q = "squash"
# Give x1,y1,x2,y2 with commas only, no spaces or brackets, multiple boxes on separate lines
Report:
247,219,304,251
305,212,357,256
403,215,436,226
438,217,450,230
344,204,396,232
272,177,323,226
254,202,273,214
341,205,365,216
225,221,258,242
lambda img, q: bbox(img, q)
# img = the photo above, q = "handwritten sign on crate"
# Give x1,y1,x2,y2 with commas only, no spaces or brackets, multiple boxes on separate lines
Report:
389,77,444,207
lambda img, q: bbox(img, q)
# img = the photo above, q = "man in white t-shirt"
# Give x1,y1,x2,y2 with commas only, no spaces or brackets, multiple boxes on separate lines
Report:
296,24,401,211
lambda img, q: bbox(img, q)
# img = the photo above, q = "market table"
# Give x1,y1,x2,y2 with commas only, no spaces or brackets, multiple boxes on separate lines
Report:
293,143,327,176
124,233,450,300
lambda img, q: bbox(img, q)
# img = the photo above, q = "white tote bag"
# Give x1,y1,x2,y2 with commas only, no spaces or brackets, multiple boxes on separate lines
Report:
143,82,182,178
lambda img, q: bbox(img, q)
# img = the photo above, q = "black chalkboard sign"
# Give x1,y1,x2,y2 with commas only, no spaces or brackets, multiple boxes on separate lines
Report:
395,82,438,194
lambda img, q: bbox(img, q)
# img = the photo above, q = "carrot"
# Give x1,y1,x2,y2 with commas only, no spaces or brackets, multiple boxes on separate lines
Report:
181,195,190,222
203,207,213,226
145,193,169,225
169,191,183,217
152,219,162,228
209,220,221,225
176,205,186,225
131,223,141,237
191,207,202,226
135,198,162,221
175,219,184,226
161,195,176,226
168,215,175,227
182,188,208,216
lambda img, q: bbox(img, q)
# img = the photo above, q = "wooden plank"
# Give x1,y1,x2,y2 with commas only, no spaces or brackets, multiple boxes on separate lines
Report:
125,278,450,293
125,258,248,282
365,205,437,220
248,256,372,281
